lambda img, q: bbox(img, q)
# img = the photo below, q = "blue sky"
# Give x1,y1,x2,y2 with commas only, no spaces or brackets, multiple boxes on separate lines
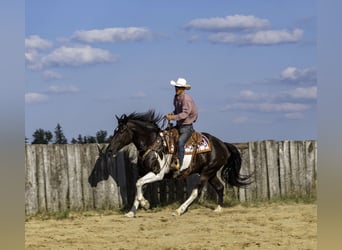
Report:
25,0,316,143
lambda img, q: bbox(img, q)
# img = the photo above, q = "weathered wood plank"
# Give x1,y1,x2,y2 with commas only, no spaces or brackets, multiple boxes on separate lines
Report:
254,141,268,199
290,141,300,195
247,142,257,201
313,141,318,193
265,140,280,198
305,140,316,196
85,145,107,209
43,145,52,212
81,145,95,209
56,144,69,211
297,141,306,196
67,144,83,210
238,146,249,202
106,152,123,209
25,145,38,215
278,141,287,196
36,145,46,212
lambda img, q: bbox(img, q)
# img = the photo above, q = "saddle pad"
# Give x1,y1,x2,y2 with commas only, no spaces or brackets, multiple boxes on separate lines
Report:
184,134,211,154
163,132,211,155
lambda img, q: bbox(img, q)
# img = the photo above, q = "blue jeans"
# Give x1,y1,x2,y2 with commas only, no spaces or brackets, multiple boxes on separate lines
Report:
177,124,194,166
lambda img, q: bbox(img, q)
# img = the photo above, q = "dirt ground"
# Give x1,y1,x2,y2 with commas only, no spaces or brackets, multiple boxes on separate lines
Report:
25,203,317,250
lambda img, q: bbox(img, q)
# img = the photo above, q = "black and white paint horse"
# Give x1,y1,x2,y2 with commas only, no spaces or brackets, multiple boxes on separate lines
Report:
106,110,251,217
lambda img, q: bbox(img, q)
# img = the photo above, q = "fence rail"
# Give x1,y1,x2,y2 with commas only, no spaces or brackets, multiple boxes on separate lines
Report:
25,140,317,215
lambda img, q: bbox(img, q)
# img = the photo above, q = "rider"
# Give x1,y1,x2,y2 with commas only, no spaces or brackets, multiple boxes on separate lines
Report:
165,77,198,170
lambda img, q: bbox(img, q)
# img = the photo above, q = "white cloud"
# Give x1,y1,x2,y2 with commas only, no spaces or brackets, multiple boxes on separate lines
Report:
47,85,80,94
238,86,317,105
239,90,267,102
41,45,117,67
25,49,44,70
25,35,53,50
185,15,270,31
287,86,317,99
72,27,154,43
42,70,63,80
285,112,304,119
281,67,298,80
209,29,303,45
25,49,38,63
247,29,303,45
25,93,48,104
232,116,273,124
233,116,249,124
280,66,316,83
185,15,303,46
225,102,310,113
130,91,146,99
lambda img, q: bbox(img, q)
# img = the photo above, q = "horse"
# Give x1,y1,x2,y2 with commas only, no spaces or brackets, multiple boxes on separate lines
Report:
106,110,251,217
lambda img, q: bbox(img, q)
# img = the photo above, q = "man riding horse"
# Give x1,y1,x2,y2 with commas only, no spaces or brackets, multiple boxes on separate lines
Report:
165,77,198,173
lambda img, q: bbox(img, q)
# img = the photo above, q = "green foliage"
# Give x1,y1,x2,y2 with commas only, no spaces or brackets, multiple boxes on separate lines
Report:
96,130,108,143
29,123,112,144
54,123,68,144
31,128,53,144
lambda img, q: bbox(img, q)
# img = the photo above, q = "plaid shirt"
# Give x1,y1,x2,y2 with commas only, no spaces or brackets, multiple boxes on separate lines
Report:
172,92,198,126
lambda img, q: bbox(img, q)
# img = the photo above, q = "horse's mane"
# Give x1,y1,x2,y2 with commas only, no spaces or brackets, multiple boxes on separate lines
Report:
125,110,163,130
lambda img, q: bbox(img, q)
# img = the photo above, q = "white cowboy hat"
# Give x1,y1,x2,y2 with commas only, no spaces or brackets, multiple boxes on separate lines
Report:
170,77,191,90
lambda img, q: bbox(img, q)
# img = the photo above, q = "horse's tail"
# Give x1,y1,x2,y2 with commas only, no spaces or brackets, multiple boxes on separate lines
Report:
221,142,252,188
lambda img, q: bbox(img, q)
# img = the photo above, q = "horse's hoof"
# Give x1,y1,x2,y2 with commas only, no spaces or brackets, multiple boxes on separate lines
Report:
172,210,181,216
125,211,136,218
214,205,223,213
140,199,150,210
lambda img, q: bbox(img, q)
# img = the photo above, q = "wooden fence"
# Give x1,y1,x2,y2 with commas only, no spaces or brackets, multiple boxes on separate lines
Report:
25,140,317,215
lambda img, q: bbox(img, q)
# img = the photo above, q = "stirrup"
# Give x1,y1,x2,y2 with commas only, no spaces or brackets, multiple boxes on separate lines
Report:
171,157,180,171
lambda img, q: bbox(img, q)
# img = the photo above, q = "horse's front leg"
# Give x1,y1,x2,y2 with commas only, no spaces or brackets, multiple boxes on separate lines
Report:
125,171,166,218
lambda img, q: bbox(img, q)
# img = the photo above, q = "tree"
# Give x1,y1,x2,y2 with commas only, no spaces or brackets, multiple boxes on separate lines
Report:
31,129,53,144
70,138,78,144
96,130,108,143
54,123,67,144
84,136,96,143
71,130,110,144
71,134,84,144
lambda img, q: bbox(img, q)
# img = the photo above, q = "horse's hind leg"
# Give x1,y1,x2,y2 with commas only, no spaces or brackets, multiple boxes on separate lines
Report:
173,176,208,216
208,175,224,212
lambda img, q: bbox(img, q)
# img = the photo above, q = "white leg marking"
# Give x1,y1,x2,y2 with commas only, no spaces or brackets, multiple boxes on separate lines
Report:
126,155,170,217
214,205,223,213
125,211,135,218
173,188,199,216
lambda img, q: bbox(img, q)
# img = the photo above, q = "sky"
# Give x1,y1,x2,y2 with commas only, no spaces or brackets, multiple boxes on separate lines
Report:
25,0,317,143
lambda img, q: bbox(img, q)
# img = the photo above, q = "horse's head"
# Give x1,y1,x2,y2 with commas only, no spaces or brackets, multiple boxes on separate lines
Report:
106,114,134,156
88,144,113,187
106,110,163,156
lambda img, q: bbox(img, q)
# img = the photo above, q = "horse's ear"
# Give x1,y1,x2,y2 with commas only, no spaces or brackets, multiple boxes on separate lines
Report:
120,114,128,123
115,115,119,121
97,143,103,154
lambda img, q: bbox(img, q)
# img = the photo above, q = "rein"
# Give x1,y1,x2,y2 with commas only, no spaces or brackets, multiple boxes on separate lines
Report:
140,135,163,162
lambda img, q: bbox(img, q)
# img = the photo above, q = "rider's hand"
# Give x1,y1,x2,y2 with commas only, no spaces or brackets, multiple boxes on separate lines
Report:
165,114,173,121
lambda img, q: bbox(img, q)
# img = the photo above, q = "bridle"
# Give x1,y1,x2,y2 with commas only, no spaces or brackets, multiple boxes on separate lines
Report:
139,118,170,162
140,135,164,162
